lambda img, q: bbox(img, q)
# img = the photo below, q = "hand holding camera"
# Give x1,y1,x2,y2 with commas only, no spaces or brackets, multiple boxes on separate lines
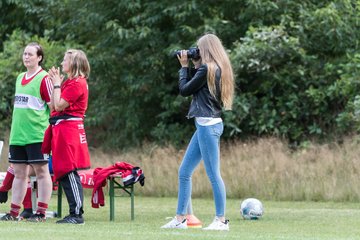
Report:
174,47,201,68
176,50,189,67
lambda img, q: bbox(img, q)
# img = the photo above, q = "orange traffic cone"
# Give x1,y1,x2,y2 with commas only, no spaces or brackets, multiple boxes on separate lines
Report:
186,214,202,228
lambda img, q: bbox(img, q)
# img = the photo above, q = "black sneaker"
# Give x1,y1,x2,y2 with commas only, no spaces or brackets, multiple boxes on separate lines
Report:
56,214,84,224
20,208,33,219
0,213,20,221
27,213,46,222
0,191,8,203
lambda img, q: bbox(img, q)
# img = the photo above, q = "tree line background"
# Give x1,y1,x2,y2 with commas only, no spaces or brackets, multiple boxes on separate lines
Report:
0,0,359,150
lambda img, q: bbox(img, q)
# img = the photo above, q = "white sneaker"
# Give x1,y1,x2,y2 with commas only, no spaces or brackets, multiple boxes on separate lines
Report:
203,217,229,231
161,217,187,229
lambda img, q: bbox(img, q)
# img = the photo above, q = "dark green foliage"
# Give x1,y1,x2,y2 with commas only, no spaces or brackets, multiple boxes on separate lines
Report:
228,0,360,145
0,0,359,148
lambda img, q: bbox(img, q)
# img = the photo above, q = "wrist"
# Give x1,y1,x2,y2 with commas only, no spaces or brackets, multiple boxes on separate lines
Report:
53,85,61,89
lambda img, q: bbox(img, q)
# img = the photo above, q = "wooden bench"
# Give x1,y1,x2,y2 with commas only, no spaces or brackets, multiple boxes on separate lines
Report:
31,171,136,221
57,174,135,221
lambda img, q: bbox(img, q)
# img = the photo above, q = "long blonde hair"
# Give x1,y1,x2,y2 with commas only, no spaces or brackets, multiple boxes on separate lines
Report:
65,49,90,79
197,34,234,110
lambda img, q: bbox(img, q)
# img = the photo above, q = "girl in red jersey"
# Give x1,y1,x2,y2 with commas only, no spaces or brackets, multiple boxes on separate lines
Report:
47,49,91,224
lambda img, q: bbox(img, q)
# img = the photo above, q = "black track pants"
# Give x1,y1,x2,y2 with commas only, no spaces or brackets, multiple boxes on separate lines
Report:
59,171,84,215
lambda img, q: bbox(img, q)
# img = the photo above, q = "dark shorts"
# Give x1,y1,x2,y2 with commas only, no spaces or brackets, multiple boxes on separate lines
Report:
9,142,49,164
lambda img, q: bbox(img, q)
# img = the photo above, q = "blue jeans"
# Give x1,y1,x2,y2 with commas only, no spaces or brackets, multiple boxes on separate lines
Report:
176,121,226,217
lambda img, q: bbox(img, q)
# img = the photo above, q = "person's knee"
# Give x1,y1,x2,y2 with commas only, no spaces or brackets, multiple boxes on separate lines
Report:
13,164,29,176
206,170,221,185
179,170,191,180
36,170,51,179
32,165,51,179
14,174,28,181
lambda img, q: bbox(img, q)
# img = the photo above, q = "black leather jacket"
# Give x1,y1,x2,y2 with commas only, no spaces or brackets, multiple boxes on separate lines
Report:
179,64,222,119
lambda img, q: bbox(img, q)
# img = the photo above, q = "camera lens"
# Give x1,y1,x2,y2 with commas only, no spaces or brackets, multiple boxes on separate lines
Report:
173,47,200,60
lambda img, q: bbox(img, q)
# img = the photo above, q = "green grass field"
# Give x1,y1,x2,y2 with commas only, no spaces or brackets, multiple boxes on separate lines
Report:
1,194,360,240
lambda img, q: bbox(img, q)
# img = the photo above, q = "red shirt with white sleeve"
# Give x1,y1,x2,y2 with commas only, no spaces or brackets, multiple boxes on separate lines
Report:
51,76,88,118
21,68,53,104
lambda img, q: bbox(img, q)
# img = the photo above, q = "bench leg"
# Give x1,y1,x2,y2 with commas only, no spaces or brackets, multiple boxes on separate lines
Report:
30,177,37,212
109,178,115,221
130,185,134,221
108,177,135,221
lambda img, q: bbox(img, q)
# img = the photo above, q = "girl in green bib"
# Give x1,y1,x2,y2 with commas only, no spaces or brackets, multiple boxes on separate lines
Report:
1,43,53,222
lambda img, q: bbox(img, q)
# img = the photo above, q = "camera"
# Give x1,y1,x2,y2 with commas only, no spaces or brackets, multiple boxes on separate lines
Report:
173,47,200,61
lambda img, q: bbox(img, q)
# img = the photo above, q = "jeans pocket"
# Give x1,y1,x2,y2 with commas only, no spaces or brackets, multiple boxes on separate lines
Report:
211,123,223,137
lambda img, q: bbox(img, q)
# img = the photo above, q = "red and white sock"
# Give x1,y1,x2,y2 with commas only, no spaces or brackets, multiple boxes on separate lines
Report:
36,202,48,215
10,203,21,217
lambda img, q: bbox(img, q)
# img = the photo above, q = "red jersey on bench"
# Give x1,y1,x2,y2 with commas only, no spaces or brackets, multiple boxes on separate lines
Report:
91,162,145,208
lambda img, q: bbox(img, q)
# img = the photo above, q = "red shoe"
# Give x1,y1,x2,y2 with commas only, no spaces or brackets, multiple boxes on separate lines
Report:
186,214,202,228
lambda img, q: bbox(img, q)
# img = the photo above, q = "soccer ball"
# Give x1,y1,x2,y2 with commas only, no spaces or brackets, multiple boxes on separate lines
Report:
240,198,264,220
